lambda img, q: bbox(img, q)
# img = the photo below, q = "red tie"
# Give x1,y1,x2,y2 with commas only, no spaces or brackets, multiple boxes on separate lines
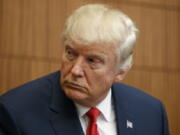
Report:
86,107,100,135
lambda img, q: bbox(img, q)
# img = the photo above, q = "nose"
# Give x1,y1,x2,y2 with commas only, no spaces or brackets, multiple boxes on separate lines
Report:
71,56,85,77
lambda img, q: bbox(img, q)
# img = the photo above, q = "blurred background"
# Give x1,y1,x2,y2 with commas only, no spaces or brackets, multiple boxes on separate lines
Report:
0,0,179,134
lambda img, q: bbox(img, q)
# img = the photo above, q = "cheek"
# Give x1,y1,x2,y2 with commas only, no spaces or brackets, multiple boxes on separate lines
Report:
61,59,72,77
89,71,114,89
61,61,66,74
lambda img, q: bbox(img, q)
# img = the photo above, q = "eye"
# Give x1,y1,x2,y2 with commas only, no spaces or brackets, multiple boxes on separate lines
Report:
88,57,100,63
65,47,77,61
87,57,104,69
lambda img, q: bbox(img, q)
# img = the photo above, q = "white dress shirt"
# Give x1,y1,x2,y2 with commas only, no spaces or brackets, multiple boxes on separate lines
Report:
75,89,117,135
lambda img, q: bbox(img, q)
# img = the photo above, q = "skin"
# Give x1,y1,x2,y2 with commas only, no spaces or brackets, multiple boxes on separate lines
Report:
60,39,128,107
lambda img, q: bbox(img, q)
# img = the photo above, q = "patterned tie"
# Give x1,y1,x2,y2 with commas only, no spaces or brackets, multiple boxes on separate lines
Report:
86,107,100,135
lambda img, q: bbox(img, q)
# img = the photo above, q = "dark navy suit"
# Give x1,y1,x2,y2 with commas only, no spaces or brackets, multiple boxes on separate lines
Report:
0,71,169,135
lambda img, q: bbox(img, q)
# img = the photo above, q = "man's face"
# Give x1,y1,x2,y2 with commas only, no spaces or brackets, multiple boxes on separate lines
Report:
60,39,122,107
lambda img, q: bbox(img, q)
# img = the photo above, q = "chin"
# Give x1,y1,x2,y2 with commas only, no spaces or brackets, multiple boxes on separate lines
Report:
63,87,88,101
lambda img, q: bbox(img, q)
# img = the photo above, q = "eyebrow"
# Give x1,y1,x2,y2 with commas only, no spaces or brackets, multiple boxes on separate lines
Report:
85,52,108,62
64,40,108,59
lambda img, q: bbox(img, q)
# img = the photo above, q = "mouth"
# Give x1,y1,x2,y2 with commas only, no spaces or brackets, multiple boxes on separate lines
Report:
63,81,87,92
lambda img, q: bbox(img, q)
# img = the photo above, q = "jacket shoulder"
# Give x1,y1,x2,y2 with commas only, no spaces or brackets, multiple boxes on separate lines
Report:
112,83,169,135
112,83,163,111
0,71,60,115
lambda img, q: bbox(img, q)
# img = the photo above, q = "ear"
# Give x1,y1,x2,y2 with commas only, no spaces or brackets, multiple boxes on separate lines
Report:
113,68,130,83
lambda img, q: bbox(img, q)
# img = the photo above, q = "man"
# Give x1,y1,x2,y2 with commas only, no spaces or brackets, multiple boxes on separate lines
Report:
0,4,169,135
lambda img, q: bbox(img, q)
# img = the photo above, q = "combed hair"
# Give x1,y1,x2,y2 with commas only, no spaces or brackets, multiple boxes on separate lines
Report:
63,4,138,71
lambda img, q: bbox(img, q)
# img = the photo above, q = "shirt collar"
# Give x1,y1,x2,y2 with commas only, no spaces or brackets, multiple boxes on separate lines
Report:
75,89,113,122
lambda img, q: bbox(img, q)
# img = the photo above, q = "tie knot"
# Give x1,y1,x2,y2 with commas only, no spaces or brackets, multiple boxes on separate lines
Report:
86,107,100,123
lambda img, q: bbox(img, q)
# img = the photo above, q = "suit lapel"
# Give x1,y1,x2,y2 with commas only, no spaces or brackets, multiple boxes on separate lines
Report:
49,107,83,135
48,72,83,135
112,84,136,135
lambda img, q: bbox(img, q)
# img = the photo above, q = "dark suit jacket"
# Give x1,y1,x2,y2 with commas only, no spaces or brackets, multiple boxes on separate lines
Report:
0,71,169,135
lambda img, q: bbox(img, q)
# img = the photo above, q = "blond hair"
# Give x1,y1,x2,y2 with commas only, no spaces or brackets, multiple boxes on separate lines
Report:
63,4,138,71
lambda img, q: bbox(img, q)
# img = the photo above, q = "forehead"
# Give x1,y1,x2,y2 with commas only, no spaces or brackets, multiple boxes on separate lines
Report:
64,39,116,56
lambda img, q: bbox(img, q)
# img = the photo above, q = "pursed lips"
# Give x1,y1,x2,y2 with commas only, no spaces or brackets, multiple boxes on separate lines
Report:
64,81,87,91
